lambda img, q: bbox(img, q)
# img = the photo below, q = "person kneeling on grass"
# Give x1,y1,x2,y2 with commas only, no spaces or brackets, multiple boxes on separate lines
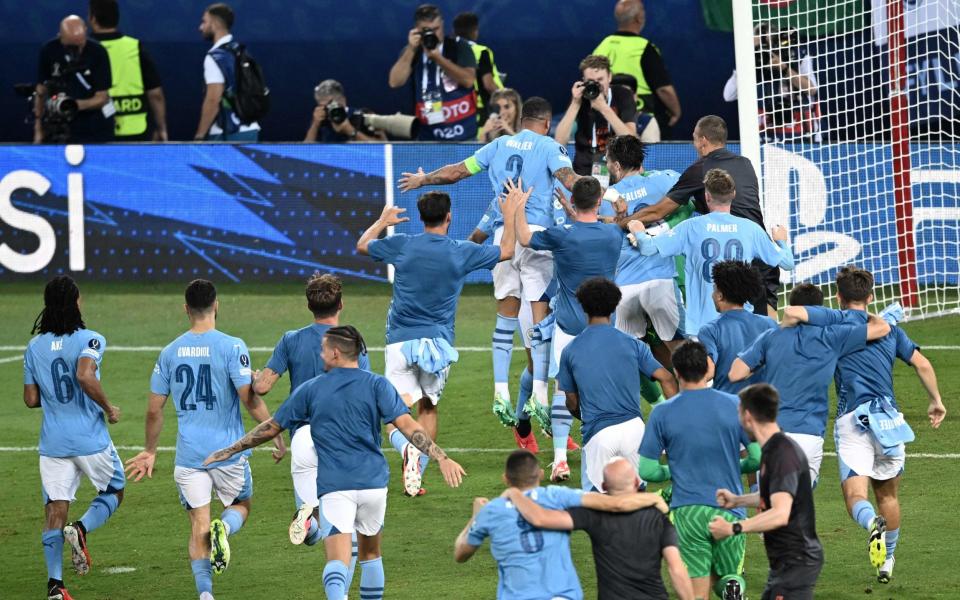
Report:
203,326,466,600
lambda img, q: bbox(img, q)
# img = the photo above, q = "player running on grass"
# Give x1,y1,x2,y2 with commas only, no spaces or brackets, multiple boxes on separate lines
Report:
253,273,369,589
638,341,761,600
204,326,466,600
24,276,124,600
357,189,520,496
780,266,947,583
125,279,285,600
398,97,581,436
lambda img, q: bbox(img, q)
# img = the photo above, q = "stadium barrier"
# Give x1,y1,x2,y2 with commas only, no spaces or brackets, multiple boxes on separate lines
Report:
0,142,957,289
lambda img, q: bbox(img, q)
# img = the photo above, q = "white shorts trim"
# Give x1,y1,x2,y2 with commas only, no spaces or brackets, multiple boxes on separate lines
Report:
174,458,252,510
318,488,388,537
835,412,905,482
550,327,576,380
385,342,449,405
615,279,681,341
40,444,125,503
291,425,318,508
783,432,824,487
583,418,644,491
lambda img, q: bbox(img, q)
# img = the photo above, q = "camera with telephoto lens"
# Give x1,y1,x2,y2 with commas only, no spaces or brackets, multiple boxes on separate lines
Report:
420,27,440,51
14,66,80,143
582,79,602,101
326,101,348,125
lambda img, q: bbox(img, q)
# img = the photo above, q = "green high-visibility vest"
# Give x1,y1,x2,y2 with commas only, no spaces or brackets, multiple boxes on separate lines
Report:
469,41,503,109
100,35,147,137
593,33,653,112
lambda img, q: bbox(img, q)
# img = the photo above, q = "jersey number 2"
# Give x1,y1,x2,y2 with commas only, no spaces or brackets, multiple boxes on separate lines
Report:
175,364,217,411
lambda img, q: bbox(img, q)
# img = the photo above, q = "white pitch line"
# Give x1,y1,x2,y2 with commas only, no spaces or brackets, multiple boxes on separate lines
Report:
0,446,957,458
1,345,958,354
0,355,23,364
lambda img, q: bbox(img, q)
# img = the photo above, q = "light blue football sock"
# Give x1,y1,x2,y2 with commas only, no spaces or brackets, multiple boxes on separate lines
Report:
886,528,899,558
322,559,349,600
517,368,533,422
359,557,385,600
42,529,64,581
79,492,120,533
853,499,877,530
551,391,573,455
531,340,550,389
347,534,359,591
220,507,244,536
388,428,408,455
418,453,430,476
191,558,213,596
492,315,518,386
304,515,322,546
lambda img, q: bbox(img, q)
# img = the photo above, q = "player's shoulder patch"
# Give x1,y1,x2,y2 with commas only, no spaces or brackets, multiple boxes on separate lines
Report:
87,337,101,351
239,353,250,368
558,144,568,156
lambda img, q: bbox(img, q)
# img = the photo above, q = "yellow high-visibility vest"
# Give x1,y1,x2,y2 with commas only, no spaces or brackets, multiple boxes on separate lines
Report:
100,35,147,137
593,33,653,111
469,41,503,109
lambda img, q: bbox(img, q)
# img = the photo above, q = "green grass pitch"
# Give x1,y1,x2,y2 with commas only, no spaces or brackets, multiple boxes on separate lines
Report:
1,281,957,599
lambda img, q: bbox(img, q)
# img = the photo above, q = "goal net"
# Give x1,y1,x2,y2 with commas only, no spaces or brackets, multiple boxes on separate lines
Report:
732,0,960,319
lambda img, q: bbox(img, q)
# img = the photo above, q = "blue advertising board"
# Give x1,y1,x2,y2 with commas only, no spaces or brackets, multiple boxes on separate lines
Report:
0,142,957,287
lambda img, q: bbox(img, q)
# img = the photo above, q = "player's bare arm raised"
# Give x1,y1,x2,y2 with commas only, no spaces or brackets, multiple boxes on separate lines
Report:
399,163,473,192
356,205,410,255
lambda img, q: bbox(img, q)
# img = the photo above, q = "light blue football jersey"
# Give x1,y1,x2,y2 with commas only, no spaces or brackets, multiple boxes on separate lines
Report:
468,485,584,600
24,329,112,457
150,329,252,469
472,128,573,229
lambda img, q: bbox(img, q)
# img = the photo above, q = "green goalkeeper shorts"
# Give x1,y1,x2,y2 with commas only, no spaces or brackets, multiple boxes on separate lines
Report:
672,505,746,579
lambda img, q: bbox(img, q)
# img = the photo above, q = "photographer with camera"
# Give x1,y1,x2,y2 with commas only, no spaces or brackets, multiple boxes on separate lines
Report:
723,23,820,143
388,4,478,141
304,79,385,143
34,15,114,144
479,88,521,142
555,55,638,183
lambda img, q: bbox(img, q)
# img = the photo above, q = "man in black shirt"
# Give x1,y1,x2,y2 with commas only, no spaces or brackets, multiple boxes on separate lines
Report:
555,54,638,181
709,383,824,600
507,457,694,600
619,115,781,317
35,15,114,144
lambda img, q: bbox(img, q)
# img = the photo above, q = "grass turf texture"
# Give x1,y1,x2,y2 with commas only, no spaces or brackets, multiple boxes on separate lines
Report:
1,281,957,599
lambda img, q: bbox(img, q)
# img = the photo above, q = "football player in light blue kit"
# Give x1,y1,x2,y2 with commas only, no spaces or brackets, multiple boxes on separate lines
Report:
780,267,946,583
515,176,623,482
125,280,284,600
398,97,581,432
203,326,466,600
598,136,682,356
639,341,761,600
357,190,519,496
628,168,795,337
252,274,369,593
729,283,891,487
24,276,124,600
454,450,669,600
697,260,777,394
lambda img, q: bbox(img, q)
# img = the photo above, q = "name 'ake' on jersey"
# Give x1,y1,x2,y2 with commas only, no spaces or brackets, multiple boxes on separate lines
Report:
24,329,112,457
151,329,253,469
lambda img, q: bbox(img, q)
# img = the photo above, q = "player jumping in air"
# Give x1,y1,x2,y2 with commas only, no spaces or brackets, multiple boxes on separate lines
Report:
398,97,581,442
24,276,125,600
125,280,285,600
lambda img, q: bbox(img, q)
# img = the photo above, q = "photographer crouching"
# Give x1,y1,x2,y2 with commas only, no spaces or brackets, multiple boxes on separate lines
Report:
555,55,637,185
34,15,114,143
304,79,385,143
